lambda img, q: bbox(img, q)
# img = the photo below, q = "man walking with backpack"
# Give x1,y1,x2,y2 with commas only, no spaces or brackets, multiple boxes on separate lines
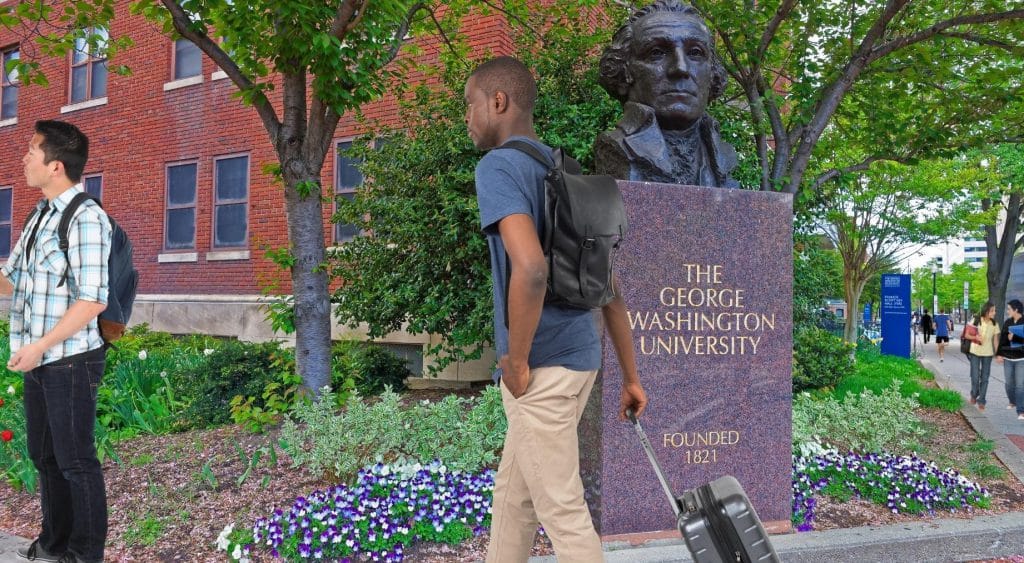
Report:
465,56,648,562
0,120,111,563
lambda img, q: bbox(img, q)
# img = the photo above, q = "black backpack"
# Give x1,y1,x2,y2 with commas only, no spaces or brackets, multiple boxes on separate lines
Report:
500,140,627,310
25,192,139,344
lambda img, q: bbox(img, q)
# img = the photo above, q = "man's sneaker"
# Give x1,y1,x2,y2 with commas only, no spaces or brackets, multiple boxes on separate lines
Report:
1009,404,1017,410
16,540,64,562
1018,414,1024,421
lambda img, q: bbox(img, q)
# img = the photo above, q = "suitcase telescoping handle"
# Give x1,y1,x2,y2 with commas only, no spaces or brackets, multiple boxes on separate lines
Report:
627,409,684,518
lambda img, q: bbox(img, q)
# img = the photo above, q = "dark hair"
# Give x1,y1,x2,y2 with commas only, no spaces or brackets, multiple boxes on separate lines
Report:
976,301,996,325
34,120,89,182
468,56,538,113
598,0,728,104
1009,299,1024,316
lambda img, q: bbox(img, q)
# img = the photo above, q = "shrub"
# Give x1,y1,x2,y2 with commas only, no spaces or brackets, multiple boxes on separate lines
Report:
793,326,855,392
280,386,506,481
331,340,411,396
792,381,923,452
174,340,292,430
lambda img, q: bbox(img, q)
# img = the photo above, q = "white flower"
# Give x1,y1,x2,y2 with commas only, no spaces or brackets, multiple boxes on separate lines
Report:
215,524,234,551
138,350,148,361
231,544,242,560
6,385,14,395
204,348,215,356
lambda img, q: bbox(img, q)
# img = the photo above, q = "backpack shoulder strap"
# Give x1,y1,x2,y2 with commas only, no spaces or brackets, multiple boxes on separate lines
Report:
499,140,556,169
56,192,102,288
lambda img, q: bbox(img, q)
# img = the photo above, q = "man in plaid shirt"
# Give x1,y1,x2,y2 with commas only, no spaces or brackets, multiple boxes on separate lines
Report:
0,120,111,563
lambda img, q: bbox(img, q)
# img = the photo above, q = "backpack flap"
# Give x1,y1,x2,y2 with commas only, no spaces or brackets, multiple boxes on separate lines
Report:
548,169,627,308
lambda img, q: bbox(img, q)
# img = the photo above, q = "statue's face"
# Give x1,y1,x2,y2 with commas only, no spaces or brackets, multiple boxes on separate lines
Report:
626,11,713,131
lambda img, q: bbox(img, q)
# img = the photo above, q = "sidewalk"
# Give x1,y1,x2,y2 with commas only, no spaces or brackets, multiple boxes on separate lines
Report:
3,331,1024,562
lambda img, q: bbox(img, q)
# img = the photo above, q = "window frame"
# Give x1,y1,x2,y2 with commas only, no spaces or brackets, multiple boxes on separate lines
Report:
212,153,250,249
83,173,103,200
334,138,365,244
171,37,202,81
1,45,18,121
164,160,199,252
69,26,108,104
0,185,11,258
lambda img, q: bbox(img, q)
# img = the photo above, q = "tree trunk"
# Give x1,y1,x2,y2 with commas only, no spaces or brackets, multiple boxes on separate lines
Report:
843,274,867,345
985,194,1022,325
282,172,333,394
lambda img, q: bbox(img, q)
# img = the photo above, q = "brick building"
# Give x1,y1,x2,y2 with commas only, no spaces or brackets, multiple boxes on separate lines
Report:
0,2,515,384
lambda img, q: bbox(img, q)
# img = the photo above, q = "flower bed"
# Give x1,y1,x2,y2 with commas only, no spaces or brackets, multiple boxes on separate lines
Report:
792,449,991,531
220,461,494,562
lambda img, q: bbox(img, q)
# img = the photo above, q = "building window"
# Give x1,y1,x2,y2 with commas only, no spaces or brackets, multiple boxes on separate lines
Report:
335,140,363,243
70,27,108,103
0,186,10,257
213,155,248,248
1,47,18,120
173,38,202,80
165,162,197,250
83,174,102,199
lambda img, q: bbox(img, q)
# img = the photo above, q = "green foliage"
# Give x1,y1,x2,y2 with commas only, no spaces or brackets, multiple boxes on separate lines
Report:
792,326,854,392
0,391,35,493
331,340,410,397
793,235,844,330
174,340,294,430
792,382,923,453
832,350,962,412
97,352,189,439
280,386,506,481
122,512,165,547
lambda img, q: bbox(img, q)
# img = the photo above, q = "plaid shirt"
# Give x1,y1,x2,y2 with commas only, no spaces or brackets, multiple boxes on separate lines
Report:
1,185,111,366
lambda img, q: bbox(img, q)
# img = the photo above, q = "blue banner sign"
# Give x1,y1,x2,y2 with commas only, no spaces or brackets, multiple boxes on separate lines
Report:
880,274,911,358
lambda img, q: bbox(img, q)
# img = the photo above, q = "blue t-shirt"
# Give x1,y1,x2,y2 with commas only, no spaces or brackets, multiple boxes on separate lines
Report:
475,136,601,381
934,314,950,337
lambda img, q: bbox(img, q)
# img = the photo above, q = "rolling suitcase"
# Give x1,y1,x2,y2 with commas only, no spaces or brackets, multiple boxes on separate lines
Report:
627,410,781,563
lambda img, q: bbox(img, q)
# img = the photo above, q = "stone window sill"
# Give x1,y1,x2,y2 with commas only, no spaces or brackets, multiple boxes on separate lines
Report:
60,97,108,114
206,250,250,261
158,252,198,263
163,75,204,91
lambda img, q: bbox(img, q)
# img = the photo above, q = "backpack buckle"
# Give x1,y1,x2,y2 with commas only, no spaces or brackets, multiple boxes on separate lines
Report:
582,238,595,249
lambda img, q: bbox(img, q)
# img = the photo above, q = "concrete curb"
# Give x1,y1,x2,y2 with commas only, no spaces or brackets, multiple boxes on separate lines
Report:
526,512,1024,562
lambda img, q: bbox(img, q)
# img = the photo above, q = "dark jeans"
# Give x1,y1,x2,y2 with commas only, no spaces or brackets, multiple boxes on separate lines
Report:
23,347,107,563
969,354,993,406
1004,359,1024,414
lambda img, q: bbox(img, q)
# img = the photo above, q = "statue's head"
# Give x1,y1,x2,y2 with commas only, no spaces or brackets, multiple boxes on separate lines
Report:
599,0,728,131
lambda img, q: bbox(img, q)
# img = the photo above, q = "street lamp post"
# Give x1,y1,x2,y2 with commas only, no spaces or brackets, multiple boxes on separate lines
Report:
931,263,938,317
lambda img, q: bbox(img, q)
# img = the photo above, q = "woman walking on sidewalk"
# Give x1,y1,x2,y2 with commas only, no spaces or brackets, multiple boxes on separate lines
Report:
969,302,999,410
995,299,1024,420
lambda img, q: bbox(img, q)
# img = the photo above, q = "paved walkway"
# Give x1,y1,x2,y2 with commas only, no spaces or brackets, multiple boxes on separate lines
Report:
3,330,1024,562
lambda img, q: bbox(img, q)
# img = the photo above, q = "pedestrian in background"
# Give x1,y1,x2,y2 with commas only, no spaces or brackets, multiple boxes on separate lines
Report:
996,299,1024,421
934,309,953,362
969,302,999,411
921,309,934,344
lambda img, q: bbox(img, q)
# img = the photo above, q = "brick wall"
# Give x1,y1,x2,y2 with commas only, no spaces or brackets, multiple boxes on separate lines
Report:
0,1,513,296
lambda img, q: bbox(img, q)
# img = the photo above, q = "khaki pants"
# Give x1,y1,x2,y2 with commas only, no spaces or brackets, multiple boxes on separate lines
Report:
486,366,603,563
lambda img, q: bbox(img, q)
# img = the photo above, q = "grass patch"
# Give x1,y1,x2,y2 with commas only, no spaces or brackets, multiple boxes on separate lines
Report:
123,513,165,547
827,349,961,412
129,453,155,467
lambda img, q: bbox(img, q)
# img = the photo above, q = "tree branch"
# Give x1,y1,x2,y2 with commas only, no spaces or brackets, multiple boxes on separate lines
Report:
937,31,1024,55
756,0,798,65
330,0,368,40
159,0,281,143
868,9,1024,64
810,154,910,192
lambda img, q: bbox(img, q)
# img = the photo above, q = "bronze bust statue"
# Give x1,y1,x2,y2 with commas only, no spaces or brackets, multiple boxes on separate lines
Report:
595,0,739,188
